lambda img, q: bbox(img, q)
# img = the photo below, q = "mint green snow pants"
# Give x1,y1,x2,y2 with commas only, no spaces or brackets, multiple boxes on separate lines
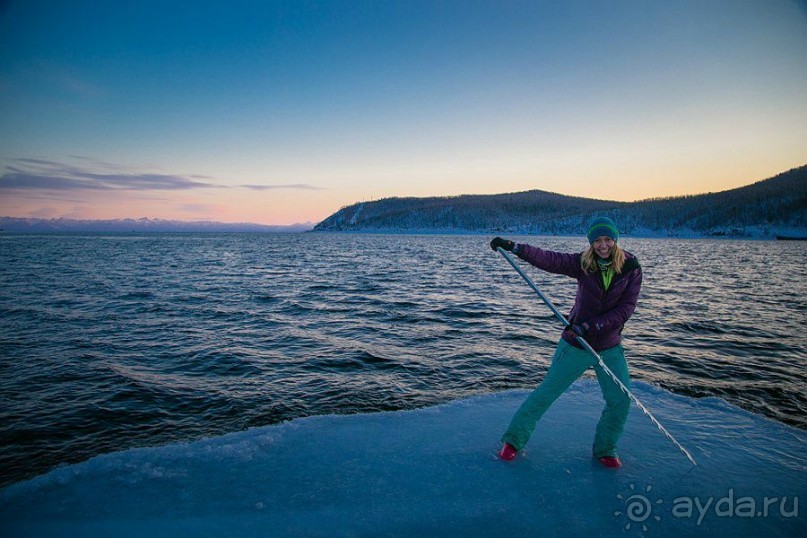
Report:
502,339,631,458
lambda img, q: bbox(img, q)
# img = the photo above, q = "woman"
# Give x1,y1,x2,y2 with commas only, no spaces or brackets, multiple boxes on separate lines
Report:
490,216,642,469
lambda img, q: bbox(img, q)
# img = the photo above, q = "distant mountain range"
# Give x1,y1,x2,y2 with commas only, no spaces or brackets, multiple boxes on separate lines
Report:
314,165,807,238
0,217,314,233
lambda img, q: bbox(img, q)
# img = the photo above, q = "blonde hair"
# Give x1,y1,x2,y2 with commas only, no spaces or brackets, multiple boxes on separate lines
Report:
582,243,625,274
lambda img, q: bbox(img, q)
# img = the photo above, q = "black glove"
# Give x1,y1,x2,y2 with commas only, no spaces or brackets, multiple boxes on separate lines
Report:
566,323,589,338
490,237,515,252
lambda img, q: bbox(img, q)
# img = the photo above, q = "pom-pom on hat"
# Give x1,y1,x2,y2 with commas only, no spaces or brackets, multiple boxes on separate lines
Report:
587,217,619,244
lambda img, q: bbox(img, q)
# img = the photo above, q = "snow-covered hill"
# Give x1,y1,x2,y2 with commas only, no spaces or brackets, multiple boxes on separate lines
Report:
315,165,807,238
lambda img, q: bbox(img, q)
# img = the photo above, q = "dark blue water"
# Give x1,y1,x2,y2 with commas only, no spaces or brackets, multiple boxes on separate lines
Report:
1,233,805,487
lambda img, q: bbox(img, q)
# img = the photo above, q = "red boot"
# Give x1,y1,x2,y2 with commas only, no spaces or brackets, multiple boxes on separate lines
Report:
498,442,518,461
597,456,622,469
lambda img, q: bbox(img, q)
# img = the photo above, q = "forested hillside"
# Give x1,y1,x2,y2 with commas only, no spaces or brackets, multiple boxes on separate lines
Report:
315,165,807,237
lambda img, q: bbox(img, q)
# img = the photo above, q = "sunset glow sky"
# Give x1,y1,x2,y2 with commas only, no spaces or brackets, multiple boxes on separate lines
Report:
1,1,805,225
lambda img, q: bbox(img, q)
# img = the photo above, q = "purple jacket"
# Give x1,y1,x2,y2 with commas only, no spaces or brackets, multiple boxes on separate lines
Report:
515,244,642,351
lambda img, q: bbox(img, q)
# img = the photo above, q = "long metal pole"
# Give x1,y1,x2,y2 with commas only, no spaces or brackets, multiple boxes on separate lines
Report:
497,247,697,466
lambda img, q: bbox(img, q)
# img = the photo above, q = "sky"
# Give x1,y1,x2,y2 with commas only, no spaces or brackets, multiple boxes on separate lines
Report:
0,0,805,225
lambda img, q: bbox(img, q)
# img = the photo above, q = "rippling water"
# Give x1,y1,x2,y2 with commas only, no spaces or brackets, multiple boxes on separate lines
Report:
1,233,805,486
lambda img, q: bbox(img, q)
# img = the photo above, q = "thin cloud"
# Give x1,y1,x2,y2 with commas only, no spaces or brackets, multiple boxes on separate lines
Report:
242,183,323,191
1,172,93,190
15,158,65,167
15,193,90,204
68,155,137,172
1,158,323,193
178,203,225,213
69,156,215,180
0,158,217,191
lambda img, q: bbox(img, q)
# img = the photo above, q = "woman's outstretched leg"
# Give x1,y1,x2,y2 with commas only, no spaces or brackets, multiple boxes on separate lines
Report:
592,345,631,459
502,340,594,451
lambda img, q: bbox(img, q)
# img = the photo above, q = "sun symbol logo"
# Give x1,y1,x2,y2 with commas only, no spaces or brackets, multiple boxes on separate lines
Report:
614,483,663,532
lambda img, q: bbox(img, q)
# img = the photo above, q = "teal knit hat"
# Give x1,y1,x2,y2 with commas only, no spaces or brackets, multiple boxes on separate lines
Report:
587,217,619,244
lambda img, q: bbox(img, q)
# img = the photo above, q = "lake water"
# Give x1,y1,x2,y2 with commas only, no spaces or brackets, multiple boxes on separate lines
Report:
1,233,805,487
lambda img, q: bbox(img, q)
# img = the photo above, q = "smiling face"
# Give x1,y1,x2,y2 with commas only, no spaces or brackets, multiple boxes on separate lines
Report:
592,236,615,259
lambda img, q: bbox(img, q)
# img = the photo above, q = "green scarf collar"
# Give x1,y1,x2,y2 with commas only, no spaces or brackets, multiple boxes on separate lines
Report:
598,257,615,290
